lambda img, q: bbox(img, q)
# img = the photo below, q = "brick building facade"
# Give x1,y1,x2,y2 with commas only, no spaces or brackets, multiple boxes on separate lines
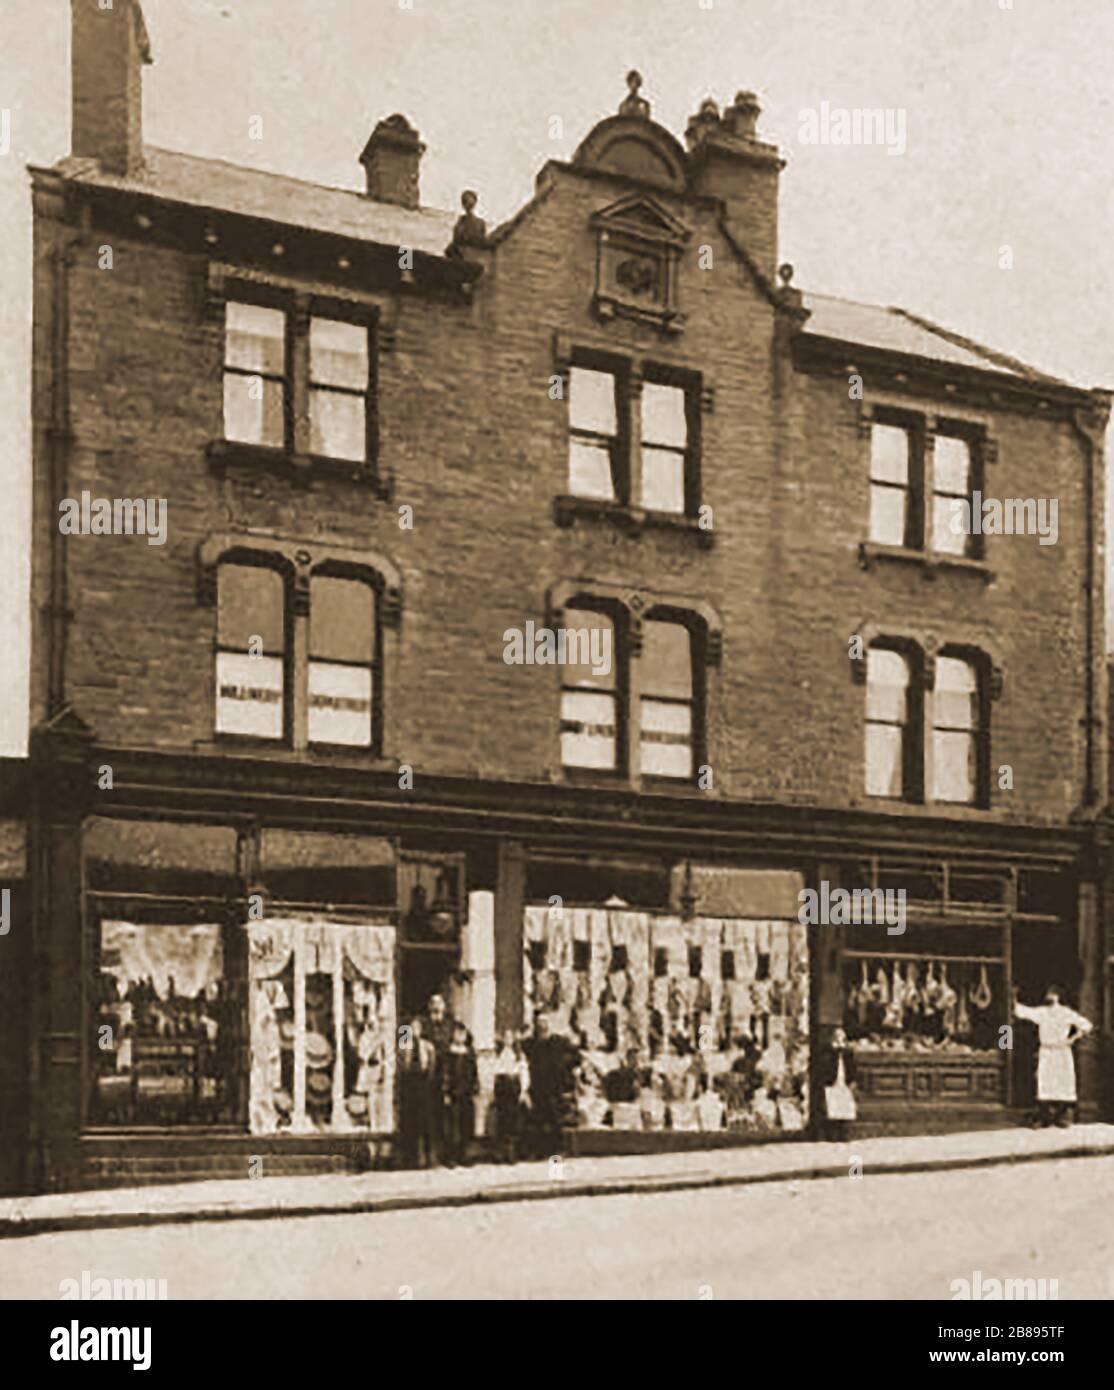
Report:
2,0,1111,1192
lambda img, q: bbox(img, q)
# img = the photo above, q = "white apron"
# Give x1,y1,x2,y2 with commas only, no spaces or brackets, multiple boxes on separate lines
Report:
1014,1002,1092,1103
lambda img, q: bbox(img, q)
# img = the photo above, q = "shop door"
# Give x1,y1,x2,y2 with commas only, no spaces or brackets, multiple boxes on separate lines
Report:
1011,920,1079,1109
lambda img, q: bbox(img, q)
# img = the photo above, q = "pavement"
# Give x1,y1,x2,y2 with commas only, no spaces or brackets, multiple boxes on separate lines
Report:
3,1123,1113,1239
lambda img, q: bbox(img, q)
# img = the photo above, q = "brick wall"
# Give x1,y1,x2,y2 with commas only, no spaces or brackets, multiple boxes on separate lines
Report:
30,161,1098,826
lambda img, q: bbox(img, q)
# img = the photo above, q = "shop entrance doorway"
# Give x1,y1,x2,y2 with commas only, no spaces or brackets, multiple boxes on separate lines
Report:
1010,919,1079,1110
399,947,458,1024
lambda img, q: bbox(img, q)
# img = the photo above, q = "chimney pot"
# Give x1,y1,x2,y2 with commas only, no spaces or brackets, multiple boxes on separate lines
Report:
360,114,425,209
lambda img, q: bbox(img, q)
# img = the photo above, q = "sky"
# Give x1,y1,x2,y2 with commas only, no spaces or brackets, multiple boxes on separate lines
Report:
1,0,1112,756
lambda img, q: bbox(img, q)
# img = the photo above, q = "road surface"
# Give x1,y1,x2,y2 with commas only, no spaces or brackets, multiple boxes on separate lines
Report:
3,1155,1112,1300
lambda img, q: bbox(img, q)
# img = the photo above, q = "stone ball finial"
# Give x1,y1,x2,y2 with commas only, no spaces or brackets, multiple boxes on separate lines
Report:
778,262,794,287
619,69,651,119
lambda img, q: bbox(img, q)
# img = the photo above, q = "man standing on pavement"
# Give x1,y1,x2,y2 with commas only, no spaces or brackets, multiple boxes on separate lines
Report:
523,1014,577,1158
1012,984,1093,1128
422,993,455,1163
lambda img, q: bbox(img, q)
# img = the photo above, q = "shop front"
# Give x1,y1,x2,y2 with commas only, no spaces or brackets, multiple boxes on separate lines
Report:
16,739,1108,1192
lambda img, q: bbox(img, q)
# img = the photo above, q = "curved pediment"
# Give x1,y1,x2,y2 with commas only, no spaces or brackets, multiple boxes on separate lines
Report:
573,114,688,192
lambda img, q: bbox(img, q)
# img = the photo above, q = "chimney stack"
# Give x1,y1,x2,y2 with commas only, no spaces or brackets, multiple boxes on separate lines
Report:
71,0,152,176
685,91,784,283
360,115,425,209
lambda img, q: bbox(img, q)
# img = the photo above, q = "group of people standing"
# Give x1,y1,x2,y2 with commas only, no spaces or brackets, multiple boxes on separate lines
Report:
396,1000,579,1168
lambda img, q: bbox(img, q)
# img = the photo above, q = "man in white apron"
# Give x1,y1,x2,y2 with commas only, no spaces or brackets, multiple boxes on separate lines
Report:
1012,985,1092,1128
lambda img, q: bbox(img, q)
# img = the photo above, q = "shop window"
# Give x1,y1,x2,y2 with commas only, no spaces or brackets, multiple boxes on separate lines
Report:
523,906,810,1136
932,655,981,804
869,422,912,547
640,618,695,779
309,317,371,462
568,365,623,502
224,301,287,449
90,919,242,1127
249,920,396,1135
865,645,915,799
560,606,620,770
640,380,689,514
931,435,975,557
308,575,376,748
841,951,1006,1059
216,562,287,739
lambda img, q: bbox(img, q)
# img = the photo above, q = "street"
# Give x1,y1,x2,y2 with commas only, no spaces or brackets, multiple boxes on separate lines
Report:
3,1155,1113,1300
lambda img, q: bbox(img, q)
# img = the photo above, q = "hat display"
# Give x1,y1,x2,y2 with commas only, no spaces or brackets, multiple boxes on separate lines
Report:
346,1093,368,1120
307,1069,332,1099
273,1088,293,1115
279,1020,295,1048
305,1031,332,1068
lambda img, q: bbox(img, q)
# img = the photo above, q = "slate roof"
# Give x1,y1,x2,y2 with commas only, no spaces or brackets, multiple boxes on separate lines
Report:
48,147,1079,388
52,145,458,256
799,290,1073,387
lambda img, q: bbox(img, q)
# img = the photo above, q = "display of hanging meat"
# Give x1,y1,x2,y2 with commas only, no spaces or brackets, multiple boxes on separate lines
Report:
971,963,992,1010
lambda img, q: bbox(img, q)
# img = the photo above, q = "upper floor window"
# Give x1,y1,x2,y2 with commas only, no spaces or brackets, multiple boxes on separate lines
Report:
931,436,974,557
220,294,375,468
560,606,621,771
309,317,371,462
557,596,707,782
308,575,376,748
864,641,988,807
566,357,699,516
864,645,917,800
931,654,980,804
867,413,983,558
568,367,623,502
868,423,913,548
214,557,378,750
640,617,695,778
640,381,689,515
216,562,287,740
224,303,287,450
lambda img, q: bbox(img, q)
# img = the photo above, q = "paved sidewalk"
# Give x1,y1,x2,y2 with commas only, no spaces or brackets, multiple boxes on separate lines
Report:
2,1124,1112,1238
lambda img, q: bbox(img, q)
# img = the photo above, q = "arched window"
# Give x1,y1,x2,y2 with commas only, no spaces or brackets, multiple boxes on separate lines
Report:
865,645,915,799
216,561,287,739
932,654,982,804
640,616,696,779
560,605,622,771
308,574,377,747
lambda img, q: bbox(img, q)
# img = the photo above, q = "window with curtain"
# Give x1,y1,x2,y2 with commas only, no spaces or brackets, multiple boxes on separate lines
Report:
308,575,376,747
869,422,911,546
216,563,286,739
865,646,912,798
932,655,980,804
640,618,694,777
568,366,621,501
223,302,286,448
931,435,974,556
640,381,688,514
560,606,620,769
309,317,370,461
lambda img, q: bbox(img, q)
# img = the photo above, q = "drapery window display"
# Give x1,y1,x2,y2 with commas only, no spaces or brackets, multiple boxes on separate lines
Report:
249,920,396,1135
841,954,1006,1056
90,921,238,1126
523,906,809,1135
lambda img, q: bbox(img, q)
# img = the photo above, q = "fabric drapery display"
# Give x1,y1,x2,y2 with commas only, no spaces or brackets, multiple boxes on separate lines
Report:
524,907,809,1137
248,919,396,1136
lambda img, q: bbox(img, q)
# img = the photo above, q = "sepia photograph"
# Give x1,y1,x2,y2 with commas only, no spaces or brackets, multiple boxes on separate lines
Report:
0,0,1112,1357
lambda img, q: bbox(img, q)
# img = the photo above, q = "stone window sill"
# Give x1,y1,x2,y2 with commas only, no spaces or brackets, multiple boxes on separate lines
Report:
553,494,714,548
858,541,992,581
206,439,391,498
